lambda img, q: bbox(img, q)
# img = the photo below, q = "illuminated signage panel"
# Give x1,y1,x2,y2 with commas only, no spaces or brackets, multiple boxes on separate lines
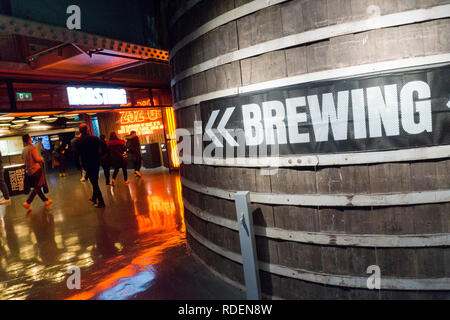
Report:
67,87,127,105
118,110,164,136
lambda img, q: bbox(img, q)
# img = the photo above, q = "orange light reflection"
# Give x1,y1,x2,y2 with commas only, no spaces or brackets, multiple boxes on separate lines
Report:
66,174,185,300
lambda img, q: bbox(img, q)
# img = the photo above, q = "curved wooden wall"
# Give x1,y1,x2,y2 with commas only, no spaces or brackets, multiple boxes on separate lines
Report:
168,0,450,299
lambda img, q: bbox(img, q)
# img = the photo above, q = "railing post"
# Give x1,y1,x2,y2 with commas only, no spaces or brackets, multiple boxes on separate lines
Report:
234,191,261,300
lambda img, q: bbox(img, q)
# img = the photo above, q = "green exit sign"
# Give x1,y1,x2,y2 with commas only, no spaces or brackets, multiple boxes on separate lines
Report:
16,92,32,101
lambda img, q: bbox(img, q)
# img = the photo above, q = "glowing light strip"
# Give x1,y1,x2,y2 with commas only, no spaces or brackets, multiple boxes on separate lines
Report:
165,108,180,168
175,176,185,233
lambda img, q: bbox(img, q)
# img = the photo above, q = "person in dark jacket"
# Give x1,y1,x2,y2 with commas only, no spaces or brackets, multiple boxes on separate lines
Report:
125,131,142,177
107,132,128,185
71,131,87,182
73,124,105,208
99,134,111,186
53,140,68,177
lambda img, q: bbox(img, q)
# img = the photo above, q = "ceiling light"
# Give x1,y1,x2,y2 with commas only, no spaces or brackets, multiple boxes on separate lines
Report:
27,121,40,125
32,116,50,120
0,117,14,122
42,118,58,123
29,125,51,130
0,123,11,127
10,124,25,129
12,119,29,124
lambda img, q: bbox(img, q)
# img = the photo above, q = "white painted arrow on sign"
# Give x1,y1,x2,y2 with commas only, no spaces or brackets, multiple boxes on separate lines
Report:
205,107,239,147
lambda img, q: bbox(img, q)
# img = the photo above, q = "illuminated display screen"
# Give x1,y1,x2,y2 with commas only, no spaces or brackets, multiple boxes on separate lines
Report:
0,136,23,156
31,136,51,150
118,110,164,136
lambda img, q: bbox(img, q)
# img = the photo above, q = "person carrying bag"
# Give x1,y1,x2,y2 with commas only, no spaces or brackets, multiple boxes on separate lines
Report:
22,134,52,212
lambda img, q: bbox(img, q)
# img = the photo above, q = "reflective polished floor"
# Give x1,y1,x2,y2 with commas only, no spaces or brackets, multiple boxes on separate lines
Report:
0,167,244,300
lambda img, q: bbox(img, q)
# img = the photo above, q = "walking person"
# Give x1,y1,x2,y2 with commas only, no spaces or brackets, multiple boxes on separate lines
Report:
73,124,105,208
99,135,111,186
0,151,11,205
36,138,48,172
126,130,142,177
53,140,68,177
71,131,86,182
22,134,52,212
107,132,129,185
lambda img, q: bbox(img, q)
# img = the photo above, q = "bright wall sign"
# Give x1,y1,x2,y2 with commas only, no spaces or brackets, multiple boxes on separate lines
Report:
67,87,127,105
118,110,164,136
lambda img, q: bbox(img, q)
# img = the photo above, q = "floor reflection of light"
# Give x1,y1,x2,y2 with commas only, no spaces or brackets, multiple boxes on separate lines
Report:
64,236,79,246
25,265,45,281
67,231,183,300
59,172,187,300
77,256,94,268
20,245,36,260
114,242,124,252
59,251,77,262
175,176,185,233
0,283,33,300
97,267,156,300
54,234,63,248
50,270,67,283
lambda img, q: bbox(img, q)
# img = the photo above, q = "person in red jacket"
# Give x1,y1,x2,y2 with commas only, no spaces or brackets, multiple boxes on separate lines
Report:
107,132,128,185
22,134,52,211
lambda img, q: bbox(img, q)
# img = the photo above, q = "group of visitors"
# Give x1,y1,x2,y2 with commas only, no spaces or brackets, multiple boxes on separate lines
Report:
72,125,142,208
0,123,142,212
99,131,142,186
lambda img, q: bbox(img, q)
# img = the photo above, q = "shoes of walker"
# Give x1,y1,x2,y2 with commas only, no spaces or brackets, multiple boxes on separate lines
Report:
23,202,32,211
80,177,86,182
95,203,106,208
135,171,142,177
125,180,130,185
111,179,115,186
45,199,53,206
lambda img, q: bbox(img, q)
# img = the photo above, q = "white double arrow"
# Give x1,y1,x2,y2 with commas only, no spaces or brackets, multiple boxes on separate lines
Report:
205,107,239,147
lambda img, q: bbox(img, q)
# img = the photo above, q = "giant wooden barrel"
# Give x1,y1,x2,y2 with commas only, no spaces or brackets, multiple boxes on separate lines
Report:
167,0,450,299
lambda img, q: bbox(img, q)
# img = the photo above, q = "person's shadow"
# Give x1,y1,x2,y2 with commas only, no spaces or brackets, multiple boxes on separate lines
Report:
0,205,20,259
95,212,117,258
29,208,59,265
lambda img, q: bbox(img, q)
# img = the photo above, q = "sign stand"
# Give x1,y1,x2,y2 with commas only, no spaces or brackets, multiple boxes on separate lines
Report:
234,191,261,300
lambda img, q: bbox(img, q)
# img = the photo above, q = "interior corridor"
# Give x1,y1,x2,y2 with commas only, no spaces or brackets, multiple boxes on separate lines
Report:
0,168,244,300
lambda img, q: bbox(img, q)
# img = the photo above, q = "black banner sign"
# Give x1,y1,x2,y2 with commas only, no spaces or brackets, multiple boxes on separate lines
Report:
4,165,27,196
200,66,450,156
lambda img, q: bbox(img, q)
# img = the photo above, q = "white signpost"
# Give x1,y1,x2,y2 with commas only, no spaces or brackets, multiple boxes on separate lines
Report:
234,191,261,300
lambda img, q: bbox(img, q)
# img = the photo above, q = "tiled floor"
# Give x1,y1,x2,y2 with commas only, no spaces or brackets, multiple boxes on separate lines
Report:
0,167,244,300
